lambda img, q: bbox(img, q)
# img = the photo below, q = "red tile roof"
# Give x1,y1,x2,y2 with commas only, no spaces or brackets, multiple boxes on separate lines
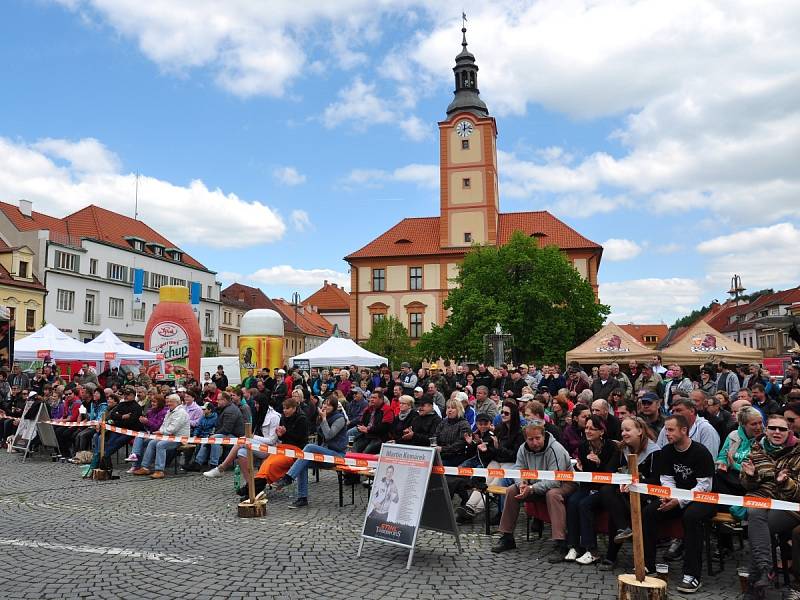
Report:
221,283,302,334
0,201,207,271
620,323,669,343
345,211,601,260
271,298,334,338
0,262,46,291
303,280,350,312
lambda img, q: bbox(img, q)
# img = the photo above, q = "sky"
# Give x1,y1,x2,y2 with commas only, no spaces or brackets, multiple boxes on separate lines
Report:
0,1,798,326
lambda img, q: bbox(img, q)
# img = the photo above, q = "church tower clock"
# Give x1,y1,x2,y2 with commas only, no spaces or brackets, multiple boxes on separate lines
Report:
439,25,499,249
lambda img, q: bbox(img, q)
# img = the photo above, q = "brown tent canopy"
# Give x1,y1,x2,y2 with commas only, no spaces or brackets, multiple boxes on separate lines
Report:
566,322,657,364
660,319,763,366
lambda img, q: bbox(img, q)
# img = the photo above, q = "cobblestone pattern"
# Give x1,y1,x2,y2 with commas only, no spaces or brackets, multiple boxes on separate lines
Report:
0,451,765,599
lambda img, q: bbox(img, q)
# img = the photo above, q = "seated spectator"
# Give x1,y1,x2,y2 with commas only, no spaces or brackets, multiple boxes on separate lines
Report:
642,414,716,593
96,386,142,462
125,394,167,472
491,422,575,557
703,391,735,441
740,413,800,595
345,388,368,429
473,385,497,421
75,388,108,452
455,402,525,523
714,405,763,497
598,416,660,570
565,415,619,564
131,394,190,479
181,390,204,430
591,399,621,441
199,390,279,476
187,391,245,472
639,392,664,435
193,402,218,437
352,391,394,454
53,389,82,457
560,404,590,459
389,395,417,442
434,398,473,467
456,391,475,430
550,393,571,431
273,396,349,508
656,397,720,458
245,395,308,491
525,399,560,439
396,396,441,447
615,398,637,420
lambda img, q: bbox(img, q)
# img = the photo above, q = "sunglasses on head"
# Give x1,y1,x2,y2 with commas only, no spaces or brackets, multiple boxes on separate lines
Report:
768,425,789,432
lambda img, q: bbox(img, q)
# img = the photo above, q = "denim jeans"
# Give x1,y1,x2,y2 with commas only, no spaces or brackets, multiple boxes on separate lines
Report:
459,456,482,469
131,436,148,466
93,431,131,463
141,439,180,472
287,444,344,499
194,434,227,466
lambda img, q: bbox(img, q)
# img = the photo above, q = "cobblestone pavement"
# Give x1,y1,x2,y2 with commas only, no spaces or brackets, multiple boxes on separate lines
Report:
0,450,767,599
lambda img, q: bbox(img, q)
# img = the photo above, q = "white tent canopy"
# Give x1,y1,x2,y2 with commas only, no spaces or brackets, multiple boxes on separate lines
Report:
82,329,159,362
14,323,90,361
289,337,387,368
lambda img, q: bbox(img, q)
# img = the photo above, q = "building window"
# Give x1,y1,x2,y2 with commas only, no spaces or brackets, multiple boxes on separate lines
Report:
84,293,96,324
151,273,169,289
169,277,186,287
236,313,241,327
462,177,471,189
132,302,146,322
152,246,163,256
18,260,29,278
109,297,124,319
204,311,213,337
89,258,98,275
409,312,423,339
26,309,36,332
409,267,423,290
372,313,385,325
54,251,78,272
223,311,231,325
372,268,385,292
464,232,472,243
107,263,128,282
461,139,469,150
56,289,75,312
207,285,212,299
643,335,659,344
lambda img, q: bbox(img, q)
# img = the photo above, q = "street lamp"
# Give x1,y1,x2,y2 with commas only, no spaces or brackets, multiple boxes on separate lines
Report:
727,274,746,343
292,291,301,351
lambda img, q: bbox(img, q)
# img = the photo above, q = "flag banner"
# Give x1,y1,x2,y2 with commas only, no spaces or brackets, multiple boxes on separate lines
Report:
133,268,145,305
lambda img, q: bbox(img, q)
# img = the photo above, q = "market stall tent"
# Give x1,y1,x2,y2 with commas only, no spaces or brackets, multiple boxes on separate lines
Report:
13,323,90,361
82,329,159,362
565,322,657,364
289,337,387,368
660,319,763,365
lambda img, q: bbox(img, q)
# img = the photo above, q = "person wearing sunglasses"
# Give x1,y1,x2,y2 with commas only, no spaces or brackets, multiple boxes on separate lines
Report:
741,414,800,596
783,401,800,437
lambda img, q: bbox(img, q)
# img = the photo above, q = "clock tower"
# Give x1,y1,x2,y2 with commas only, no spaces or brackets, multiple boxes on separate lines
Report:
439,25,499,249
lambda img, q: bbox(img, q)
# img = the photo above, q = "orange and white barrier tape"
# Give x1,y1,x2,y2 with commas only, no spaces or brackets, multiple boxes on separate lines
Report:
628,483,800,512
46,420,98,427
89,423,800,512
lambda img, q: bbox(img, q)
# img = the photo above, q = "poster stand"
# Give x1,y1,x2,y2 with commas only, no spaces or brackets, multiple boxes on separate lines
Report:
358,444,461,569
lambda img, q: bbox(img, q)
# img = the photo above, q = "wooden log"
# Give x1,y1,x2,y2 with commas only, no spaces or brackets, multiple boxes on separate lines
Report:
93,416,109,481
91,468,109,481
617,574,667,600
237,498,267,518
627,453,646,582
244,423,256,505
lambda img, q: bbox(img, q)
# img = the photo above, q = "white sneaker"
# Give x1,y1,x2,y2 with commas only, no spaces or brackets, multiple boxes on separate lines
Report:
203,467,222,478
576,551,599,565
564,548,579,561
124,453,138,462
126,466,137,474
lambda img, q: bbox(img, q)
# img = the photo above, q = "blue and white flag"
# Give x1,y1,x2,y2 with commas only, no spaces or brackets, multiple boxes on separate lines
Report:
133,268,145,305
190,281,202,320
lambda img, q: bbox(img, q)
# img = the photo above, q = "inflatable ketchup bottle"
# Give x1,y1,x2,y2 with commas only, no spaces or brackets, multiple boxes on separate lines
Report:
145,285,201,382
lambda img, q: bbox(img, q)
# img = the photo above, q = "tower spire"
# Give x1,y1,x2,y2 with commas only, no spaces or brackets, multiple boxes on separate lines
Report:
446,17,489,118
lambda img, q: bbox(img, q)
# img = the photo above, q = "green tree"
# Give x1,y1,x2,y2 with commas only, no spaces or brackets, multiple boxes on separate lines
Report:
363,315,417,370
416,231,609,364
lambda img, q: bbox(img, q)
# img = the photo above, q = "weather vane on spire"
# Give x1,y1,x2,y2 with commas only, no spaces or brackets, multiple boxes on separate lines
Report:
462,11,467,28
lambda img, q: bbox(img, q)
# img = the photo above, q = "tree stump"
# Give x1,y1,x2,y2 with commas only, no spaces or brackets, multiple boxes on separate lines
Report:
237,498,267,518
91,468,109,481
617,574,667,600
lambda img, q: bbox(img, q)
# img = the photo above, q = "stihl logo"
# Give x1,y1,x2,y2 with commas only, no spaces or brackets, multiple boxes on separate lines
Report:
743,496,771,509
520,469,538,479
693,492,719,504
488,469,505,478
592,473,612,484
648,485,671,497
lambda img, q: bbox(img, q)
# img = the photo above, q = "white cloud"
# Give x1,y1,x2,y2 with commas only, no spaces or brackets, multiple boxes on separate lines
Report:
273,166,306,186
322,77,431,141
290,209,312,232
246,265,349,288
0,136,286,249
602,239,642,262
600,278,705,324
698,223,800,289
344,163,438,189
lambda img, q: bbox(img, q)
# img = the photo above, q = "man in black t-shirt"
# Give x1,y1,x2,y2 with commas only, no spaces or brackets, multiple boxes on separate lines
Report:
642,414,716,594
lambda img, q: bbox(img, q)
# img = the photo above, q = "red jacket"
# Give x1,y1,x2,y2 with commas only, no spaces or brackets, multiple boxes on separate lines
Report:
61,399,81,422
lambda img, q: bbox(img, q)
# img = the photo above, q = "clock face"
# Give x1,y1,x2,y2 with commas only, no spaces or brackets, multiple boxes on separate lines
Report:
456,120,474,138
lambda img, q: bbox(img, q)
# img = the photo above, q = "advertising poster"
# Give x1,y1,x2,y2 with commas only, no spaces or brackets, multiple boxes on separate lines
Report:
238,335,283,381
148,321,190,376
361,444,435,548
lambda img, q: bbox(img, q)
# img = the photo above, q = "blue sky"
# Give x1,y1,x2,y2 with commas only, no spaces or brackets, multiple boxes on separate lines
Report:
1,1,798,325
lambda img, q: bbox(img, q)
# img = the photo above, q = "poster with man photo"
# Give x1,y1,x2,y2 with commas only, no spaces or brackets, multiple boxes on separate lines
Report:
361,444,435,548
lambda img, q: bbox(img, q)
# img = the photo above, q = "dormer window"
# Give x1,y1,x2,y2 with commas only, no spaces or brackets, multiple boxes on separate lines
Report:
124,236,146,252
166,248,183,261
145,242,165,257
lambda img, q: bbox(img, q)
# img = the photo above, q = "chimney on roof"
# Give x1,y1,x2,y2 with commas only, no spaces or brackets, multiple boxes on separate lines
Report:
323,279,328,286
19,199,32,217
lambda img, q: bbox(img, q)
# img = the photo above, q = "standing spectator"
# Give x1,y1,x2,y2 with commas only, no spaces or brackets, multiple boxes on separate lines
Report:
8,364,30,390
634,363,662,395
663,365,693,410
651,355,667,376
271,369,288,411
699,367,717,396
610,363,632,400
473,385,497,421
566,366,590,399
474,363,494,391
642,414,717,593
398,362,418,394
702,391,735,441
716,361,741,399
627,361,640,387
752,383,780,416
590,364,619,401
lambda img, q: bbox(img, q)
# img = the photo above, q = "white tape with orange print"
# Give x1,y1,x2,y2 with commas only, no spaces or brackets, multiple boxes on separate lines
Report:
628,483,800,512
